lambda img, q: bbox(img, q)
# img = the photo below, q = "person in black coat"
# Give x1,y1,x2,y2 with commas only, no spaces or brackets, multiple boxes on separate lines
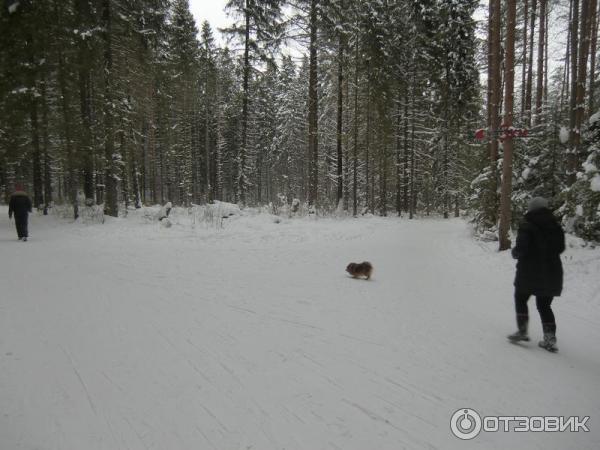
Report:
8,185,33,241
507,197,565,351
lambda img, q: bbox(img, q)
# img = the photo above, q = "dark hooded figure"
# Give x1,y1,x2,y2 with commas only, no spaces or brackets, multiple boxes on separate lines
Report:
507,197,565,351
8,184,32,241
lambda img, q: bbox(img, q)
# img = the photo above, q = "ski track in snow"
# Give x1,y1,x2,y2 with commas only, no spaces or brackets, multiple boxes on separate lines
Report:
1,207,599,450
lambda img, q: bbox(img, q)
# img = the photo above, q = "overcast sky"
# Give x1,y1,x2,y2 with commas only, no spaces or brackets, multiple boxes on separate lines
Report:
188,0,305,60
189,0,229,44
187,0,566,77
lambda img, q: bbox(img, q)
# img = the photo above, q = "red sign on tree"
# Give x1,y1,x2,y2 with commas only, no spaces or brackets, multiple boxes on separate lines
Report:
474,127,528,141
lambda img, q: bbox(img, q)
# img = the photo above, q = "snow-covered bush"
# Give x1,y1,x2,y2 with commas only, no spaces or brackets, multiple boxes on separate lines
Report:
80,203,105,224
158,202,172,221
51,204,76,220
266,196,310,218
201,201,241,228
561,113,600,242
468,165,498,234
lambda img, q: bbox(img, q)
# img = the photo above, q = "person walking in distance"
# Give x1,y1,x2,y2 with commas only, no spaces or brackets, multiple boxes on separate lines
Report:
8,184,33,241
507,197,565,352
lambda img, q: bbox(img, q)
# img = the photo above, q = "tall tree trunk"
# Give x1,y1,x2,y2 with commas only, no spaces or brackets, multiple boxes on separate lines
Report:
131,148,141,209
102,0,118,217
41,79,52,213
336,36,344,207
442,113,449,219
215,75,224,202
487,0,502,227
568,0,580,184
499,0,517,251
205,89,211,203
589,0,598,114
307,0,319,208
119,131,129,211
55,0,78,215
574,0,592,175
256,144,262,203
403,94,409,212
26,32,43,209
395,94,401,216
381,141,388,216
75,0,95,202
30,96,43,209
365,63,371,213
534,0,547,123
544,9,549,104
409,70,416,220
352,33,359,217
140,119,148,205
57,46,79,219
215,101,224,201
561,0,573,117
343,68,350,211
525,0,537,126
443,55,450,220
239,2,250,204
521,0,529,117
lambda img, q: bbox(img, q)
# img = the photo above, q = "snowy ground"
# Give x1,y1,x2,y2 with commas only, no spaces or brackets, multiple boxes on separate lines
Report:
1,206,599,450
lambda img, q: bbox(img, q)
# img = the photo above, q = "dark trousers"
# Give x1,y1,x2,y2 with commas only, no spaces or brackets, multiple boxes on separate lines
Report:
515,291,556,333
14,214,29,239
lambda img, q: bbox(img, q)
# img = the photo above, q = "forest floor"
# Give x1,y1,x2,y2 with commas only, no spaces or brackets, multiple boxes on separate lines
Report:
1,205,599,450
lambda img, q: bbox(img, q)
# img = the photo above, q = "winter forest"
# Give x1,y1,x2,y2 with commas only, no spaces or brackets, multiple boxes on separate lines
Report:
3,2,600,449
1,0,598,244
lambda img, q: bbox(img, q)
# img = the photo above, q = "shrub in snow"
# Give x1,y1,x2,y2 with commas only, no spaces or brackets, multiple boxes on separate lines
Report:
561,113,600,242
269,197,308,218
468,166,500,232
199,201,242,228
158,202,172,221
480,229,499,242
211,200,240,218
80,203,105,224
52,204,78,220
291,198,300,213
269,194,289,216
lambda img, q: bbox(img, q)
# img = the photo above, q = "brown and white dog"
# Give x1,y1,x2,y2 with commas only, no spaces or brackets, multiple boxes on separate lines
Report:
346,261,373,280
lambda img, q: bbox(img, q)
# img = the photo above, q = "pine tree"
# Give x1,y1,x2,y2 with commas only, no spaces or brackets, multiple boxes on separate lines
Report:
224,0,284,205
200,21,217,203
499,0,517,251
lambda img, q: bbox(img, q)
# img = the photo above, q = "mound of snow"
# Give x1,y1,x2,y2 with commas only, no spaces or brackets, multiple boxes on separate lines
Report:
209,200,241,218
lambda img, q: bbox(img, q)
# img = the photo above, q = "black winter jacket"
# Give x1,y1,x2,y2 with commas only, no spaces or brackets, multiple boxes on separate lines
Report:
8,191,32,218
512,208,565,297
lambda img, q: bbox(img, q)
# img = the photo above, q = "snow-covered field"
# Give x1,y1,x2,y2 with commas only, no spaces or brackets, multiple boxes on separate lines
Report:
1,206,599,450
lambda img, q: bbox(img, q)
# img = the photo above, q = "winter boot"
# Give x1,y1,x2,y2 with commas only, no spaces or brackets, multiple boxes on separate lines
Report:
507,314,530,342
538,323,558,352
